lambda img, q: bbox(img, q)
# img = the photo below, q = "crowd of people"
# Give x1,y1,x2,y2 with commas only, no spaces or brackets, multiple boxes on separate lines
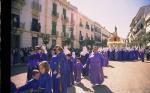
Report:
107,48,145,62
11,45,108,93
11,45,149,93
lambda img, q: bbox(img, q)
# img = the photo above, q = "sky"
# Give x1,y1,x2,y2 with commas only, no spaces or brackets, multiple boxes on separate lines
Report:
68,0,150,38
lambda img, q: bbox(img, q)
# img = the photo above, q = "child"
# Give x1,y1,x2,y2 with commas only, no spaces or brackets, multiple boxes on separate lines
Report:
74,57,83,84
17,70,40,93
38,61,52,93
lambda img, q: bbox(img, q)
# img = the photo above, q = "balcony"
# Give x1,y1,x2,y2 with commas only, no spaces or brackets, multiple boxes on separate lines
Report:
32,1,41,16
16,22,25,32
86,24,90,30
61,15,69,24
61,32,69,38
51,31,59,39
51,30,57,35
80,23,83,27
52,11,59,20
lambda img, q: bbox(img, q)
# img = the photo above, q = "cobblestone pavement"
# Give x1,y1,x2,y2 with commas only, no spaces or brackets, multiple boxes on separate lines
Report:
11,61,150,93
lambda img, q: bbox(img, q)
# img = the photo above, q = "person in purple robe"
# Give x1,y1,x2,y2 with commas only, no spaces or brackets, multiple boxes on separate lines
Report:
17,70,40,93
66,53,75,87
118,49,122,61
139,48,145,62
114,49,119,61
27,48,40,81
125,49,129,61
54,45,68,93
80,46,89,76
40,45,49,61
102,51,109,66
74,57,83,84
38,61,53,93
129,48,135,61
49,49,60,93
108,48,113,60
134,48,139,60
84,46,104,86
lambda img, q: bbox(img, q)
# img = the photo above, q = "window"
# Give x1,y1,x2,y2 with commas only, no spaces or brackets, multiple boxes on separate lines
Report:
86,22,89,29
52,21,57,35
63,8,66,19
80,31,83,40
11,14,20,28
52,3,57,15
91,25,94,31
31,18,39,32
71,13,74,25
32,37,38,48
86,33,89,39
62,25,66,36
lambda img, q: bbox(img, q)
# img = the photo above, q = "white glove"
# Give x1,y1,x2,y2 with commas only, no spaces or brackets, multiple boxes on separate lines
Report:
56,73,61,78
83,64,87,68
53,70,57,74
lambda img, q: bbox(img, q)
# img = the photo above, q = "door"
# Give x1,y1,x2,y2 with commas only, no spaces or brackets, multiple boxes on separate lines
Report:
11,34,20,49
32,37,38,48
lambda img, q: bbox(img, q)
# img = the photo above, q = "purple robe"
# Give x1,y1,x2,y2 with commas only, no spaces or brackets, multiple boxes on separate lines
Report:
11,81,17,93
39,73,52,93
17,79,39,93
27,54,39,81
80,53,89,76
139,50,145,62
87,52,104,85
74,62,83,82
102,52,108,66
67,58,75,86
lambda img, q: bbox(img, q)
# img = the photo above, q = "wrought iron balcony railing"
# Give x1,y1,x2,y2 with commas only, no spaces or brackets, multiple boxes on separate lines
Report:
61,15,69,23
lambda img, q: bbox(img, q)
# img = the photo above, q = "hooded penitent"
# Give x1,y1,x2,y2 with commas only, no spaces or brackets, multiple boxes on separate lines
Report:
80,46,89,56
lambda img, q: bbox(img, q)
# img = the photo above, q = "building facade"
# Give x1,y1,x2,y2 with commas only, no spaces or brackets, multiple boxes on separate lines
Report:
77,12,95,47
145,11,150,33
128,5,150,44
11,0,48,48
93,22,112,44
11,0,111,49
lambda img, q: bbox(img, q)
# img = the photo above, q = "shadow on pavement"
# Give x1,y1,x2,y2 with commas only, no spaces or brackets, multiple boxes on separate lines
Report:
11,65,27,76
77,83,93,92
145,61,150,63
68,86,76,93
107,65,115,68
111,60,139,63
104,75,108,79
93,85,113,93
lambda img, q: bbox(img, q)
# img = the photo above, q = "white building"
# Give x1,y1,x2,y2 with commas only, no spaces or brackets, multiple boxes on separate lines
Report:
129,5,150,40
11,0,49,48
11,0,112,49
145,12,150,33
